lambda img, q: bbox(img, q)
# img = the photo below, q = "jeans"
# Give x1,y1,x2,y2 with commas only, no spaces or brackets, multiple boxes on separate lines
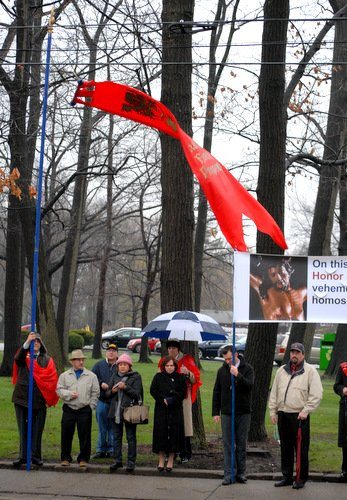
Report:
221,413,251,481
96,401,114,454
113,420,137,468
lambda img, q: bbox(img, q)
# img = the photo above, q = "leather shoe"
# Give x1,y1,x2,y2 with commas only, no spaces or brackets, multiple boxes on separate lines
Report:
236,475,247,484
274,478,292,487
292,481,305,489
340,472,347,483
110,462,123,471
126,467,135,474
12,458,26,467
222,479,231,485
31,457,43,466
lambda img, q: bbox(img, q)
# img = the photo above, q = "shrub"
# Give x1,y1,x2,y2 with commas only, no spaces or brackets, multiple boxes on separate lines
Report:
68,332,84,352
69,328,94,347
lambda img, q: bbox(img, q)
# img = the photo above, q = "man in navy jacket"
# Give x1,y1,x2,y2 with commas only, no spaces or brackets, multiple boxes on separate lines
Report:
212,346,254,485
92,344,118,458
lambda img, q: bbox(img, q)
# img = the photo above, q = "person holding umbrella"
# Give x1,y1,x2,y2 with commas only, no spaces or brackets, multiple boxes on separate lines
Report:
333,361,347,482
150,356,186,472
269,342,323,489
160,339,201,463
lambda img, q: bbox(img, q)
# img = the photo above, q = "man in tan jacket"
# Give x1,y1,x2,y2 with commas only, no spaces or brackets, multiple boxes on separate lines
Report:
56,350,99,467
269,342,323,489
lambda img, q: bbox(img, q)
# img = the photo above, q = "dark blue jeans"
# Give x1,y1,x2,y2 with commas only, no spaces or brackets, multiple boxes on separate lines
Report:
112,420,137,468
96,401,114,454
221,413,251,481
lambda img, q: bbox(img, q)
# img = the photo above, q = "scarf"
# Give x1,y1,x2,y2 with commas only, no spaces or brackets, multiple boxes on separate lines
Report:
114,376,128,424
12,354,59,407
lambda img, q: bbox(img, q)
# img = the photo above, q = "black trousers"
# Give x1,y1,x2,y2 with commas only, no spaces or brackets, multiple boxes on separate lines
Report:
61,404,92,463
342,447,347,473
278,411,310,482
14,404,47,461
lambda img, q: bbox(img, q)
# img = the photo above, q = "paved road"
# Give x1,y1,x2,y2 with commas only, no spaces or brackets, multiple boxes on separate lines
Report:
0,468,345,500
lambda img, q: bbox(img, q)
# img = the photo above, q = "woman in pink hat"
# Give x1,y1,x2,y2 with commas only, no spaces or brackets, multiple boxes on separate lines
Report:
105,354,143,473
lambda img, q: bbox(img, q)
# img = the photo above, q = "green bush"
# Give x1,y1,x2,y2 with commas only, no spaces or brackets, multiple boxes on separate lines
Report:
68,332,84,352
69,328,94,347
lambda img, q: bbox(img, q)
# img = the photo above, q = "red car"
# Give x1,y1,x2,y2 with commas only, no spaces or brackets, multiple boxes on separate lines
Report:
126,337,159,353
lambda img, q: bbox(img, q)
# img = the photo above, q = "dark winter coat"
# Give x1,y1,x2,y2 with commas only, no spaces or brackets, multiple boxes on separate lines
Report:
105,370,143,420
212,355,254,416
150,370,186,454
333,364,347,448
12,342,50,410
92,359,117,402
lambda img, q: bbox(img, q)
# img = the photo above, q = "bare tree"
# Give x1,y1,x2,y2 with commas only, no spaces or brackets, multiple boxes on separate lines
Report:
246,0,289,442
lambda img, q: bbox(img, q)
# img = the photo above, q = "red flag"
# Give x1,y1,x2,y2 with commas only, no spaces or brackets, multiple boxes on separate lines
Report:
72,81,287,251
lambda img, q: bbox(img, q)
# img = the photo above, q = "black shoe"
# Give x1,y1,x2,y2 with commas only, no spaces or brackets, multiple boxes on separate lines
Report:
222,479,231,485
340,472,347,483
181,457,189,464
12,458,26,468
93,452,106,459
157,466,164,472
31,457,43,466
292,481,305,489
274,478,292,487
110,462,123,471
236,475,247,484
126,467,135,474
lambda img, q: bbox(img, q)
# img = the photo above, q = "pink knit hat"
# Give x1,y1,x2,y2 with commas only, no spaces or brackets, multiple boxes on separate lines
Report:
116,353,133,366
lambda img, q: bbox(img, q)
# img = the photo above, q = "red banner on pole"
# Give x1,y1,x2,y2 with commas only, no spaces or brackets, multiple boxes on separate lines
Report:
72,81,287,251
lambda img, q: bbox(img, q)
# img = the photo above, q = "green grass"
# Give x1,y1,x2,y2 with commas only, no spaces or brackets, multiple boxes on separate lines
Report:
0,352,342,472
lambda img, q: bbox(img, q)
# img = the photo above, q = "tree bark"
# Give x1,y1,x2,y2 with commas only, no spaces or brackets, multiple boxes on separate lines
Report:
160,0,195,313
290,1,347,372
246,0,289,441
194,0,239,312
92,114,114,359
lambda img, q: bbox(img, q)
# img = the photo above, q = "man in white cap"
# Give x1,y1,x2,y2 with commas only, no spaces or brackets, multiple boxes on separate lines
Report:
269,342,323,489
56,349,99,467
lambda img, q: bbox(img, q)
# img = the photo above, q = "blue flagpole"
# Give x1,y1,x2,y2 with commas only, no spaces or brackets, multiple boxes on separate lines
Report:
26,9,55,472
230,321,236,483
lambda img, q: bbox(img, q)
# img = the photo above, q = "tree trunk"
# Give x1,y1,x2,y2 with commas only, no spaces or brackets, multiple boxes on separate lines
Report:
247,0,289,442
93,114,114,359
291,1,347,370
160,0,194,313
194,0,239,312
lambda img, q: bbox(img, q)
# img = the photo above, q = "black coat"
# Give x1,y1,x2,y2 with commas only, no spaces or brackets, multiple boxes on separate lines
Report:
333,365,347,448
105,370,143,420
212,356,254,416
12,344,50,410
150,371,186,454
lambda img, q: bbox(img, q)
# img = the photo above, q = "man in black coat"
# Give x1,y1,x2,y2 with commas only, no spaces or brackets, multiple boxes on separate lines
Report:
212,346,254,486
12,331,58,467
334,361,347,482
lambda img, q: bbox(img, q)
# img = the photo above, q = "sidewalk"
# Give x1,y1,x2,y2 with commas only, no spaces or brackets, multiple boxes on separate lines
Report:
0,465,345,500
0,461,344,500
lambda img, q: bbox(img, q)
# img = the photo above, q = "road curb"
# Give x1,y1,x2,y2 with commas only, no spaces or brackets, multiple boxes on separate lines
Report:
0,461,342,483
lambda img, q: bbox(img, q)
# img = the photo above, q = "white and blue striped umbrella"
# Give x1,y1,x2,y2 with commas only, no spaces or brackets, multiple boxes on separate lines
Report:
142,310,227,341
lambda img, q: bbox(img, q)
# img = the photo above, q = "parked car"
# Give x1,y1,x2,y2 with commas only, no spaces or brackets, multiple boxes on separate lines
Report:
274,333,321,365
101,327,142,349
154,336,242,359
216,334,248,358
126,337,159,353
